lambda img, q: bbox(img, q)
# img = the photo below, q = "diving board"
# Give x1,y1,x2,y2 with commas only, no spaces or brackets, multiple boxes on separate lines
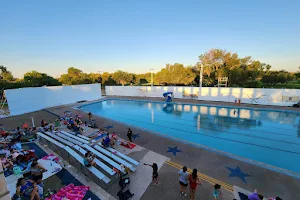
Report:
64,146,110,184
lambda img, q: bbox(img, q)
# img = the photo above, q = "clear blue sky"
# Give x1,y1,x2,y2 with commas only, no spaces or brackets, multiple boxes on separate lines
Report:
0,0,299,78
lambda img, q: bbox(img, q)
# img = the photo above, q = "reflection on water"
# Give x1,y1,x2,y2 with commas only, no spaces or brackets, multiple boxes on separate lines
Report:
102,100,299,132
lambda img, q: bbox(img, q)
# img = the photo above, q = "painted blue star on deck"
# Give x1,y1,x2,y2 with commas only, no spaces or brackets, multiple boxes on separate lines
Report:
226,166,250,183
167,146,182,156
132,134,140,140
104,125,114,130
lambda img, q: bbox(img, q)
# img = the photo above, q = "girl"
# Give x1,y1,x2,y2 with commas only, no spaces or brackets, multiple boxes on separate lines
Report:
189,169,202,200
213,184,222,199
16,178,40,200
144,163,159,186
31,161,47,184
83,151,96,167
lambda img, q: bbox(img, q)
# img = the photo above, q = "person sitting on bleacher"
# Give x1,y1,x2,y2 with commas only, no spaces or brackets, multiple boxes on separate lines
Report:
102,134,111,148
117,189,134,200
83,151,96,167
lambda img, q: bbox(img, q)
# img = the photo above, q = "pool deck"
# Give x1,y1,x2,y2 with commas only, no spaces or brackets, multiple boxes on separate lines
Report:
2,96,300,199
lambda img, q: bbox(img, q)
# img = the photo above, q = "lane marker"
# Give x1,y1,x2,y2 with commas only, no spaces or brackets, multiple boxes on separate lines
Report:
165,160,234,192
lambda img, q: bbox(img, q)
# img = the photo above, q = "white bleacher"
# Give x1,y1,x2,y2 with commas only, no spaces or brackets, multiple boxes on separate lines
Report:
59,131,89,144
43,131,74,147
64,146,110,184
61,130,139,166
37,132,65,148
106,147,139,166
93,145,135,171
73,145,116,176
58,131,127,174
55,132,83,146
59,130,135,171
83,144,124,172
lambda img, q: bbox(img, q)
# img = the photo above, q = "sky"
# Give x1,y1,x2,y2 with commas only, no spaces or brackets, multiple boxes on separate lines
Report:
0,0,299,78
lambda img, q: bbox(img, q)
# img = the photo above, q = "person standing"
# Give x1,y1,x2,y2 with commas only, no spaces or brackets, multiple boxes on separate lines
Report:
88,112,92,121
127,128,133,142
213,184,222,199
188,169,202,200
179,166,189,198
144,163,159,186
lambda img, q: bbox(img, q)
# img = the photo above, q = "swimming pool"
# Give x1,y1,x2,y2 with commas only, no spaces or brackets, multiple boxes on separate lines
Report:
80,99,300,174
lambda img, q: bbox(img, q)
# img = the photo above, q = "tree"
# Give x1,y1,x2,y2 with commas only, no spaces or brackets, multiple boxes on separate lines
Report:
155,63,196,85
23,71,61,87
0,65,14,81
60,67,92,85
198,49,264,87
101,72,116,86
112,70,133,86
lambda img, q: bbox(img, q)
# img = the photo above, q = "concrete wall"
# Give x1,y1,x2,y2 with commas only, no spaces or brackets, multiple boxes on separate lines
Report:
5,84,102,116
105,86,300,106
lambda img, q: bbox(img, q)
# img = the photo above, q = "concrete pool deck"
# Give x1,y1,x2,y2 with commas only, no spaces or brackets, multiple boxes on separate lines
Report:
1,96,300,199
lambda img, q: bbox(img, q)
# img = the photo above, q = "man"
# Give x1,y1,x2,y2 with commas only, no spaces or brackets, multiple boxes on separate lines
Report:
179,166,189,197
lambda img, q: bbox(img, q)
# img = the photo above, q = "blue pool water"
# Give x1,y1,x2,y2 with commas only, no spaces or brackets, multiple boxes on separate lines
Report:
80,99,300,174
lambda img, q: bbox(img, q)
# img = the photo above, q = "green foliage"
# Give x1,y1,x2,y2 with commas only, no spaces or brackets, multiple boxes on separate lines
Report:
0,65,14,81
24,70,61,87
60,67,93,85
155,63,196,85
261,70,295,86
112,70,133,86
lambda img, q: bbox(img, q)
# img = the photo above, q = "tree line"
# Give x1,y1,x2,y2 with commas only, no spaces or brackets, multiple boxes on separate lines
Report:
1,49,299,96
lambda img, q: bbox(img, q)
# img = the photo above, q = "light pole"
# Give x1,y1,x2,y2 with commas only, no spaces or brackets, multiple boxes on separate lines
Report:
150,68,154,86
197,62,203,88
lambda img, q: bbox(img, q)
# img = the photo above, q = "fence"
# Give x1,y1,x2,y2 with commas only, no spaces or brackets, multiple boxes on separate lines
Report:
105,86,300,106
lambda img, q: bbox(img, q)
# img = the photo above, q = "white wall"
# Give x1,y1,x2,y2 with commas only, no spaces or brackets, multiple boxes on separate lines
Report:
105,86,300,106
5,84,102,115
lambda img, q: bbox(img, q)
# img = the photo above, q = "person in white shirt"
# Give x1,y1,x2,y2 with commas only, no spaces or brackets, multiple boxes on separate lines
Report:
179,166,189,197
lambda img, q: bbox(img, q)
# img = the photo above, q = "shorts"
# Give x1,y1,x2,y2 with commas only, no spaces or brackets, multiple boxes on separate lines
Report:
179,181,188,187
32,174,43,181
85,163,92,167
152,173,158,179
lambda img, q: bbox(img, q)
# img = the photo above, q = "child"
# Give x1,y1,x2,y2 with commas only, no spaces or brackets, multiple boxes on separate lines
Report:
213,184,222,199
144,163,159,186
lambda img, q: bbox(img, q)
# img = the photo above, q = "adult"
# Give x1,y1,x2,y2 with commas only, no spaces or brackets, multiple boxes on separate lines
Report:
102,134,111,148
88,112,92,121
40,120,48,127
31,161,47,184
127,128,133,142
144,163,159,186
83,151,96,167
179,166,189,197
188,169,202,200
248,190,264,200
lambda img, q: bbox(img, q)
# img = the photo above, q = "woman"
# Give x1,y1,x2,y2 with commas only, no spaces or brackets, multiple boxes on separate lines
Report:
31,161,47,184
179,166,189,197
16,178,40,200
189,169,202,200
144,163,159,186
83,151,96,167
127,128,133,142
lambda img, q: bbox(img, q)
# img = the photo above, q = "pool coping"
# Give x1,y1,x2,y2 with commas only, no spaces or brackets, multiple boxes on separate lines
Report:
75,98,300,180
78,97,300,114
